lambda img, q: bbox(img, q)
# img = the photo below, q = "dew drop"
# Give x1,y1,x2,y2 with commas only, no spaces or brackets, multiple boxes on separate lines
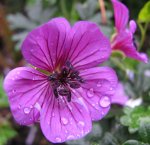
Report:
55,137,62,142
12,89,16,93
101,111,105,115
67,135,75,140
61,117,68,125
87,88,94,98
97,81,102,87
24,107,31,114
110,87,113,91
17,71,20,75
34,102,41,111
99,96,111,108
18,104,21,109
78,121,85,127
52,112,55,117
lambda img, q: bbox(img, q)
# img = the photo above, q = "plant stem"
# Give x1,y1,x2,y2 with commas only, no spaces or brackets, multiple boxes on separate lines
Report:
60,0,69,19
98,0,107,24
138,21,149,50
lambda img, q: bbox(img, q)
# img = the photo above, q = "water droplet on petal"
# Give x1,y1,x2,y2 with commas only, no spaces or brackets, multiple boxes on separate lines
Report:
12,89,16,94
61,117,68,125
99,96,111,108
97,81,102,87
34,102,41,111
78,121,85,127
17,71,20,75
67,135,75,140
18,104,21,109
87,88,94,98
110,87,113,91
55,137,62,142
24,107,31,114
52,112,55,117
101,111,105,115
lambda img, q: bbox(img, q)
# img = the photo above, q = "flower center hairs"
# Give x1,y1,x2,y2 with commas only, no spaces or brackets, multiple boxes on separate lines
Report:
48,61,84,102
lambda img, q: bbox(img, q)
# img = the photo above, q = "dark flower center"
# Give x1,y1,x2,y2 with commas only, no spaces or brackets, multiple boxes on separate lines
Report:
48,61,84,102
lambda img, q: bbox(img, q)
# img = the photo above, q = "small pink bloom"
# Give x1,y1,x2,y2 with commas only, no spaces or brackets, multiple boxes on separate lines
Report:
111,0,148,63
111,83,128,106
4,18,118,143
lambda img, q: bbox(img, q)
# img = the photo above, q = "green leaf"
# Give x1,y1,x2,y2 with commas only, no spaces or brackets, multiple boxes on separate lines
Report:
0,122,17,145
138,1,150,22
123,140,146,145
120,106,150,133
111,51,125,59
139,122,150,143
0,77,9,107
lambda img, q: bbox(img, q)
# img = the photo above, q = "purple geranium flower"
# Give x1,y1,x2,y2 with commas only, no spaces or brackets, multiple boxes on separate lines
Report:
4,18,118,143
111,0,148,63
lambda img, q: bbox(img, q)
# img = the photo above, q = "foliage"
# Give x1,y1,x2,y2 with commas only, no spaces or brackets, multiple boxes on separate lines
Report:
0,77,9,107
138,1,150,23
0,121,17,145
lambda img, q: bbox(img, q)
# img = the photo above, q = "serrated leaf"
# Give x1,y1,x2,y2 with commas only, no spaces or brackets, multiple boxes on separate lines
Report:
138,1,150,22
139,122,150,143
120,106,150,133
100,132,119,145
123,140,146,145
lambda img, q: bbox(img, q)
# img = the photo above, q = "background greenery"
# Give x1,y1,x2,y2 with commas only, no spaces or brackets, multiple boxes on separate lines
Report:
0,0,150,145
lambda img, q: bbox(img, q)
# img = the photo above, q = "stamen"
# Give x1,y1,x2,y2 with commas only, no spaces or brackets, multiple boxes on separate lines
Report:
69,82,81,89
48,61,84,102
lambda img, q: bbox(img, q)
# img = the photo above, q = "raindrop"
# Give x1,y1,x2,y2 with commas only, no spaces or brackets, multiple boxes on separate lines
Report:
24,107,31,114
110,87,113,91
18,105,21,109
12,89,16,93
101,111,105,115
87,88,94,98
12,77,15,81
55,137,62,142
97,81,102,87
67,135,75,140
99,96,111,108
17,71,20,75
30,49,34,52
61,117,68,125
34,102,41,111
78,121,85,127
52,112,55,117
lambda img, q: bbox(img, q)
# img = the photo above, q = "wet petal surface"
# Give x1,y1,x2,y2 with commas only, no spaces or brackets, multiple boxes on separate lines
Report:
79,67,118,120
40,90,92,143
3,67,49,125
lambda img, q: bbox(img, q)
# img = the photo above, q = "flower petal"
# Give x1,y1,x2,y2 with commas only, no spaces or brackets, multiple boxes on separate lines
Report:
112,31,148,63
111,83,129,105
22,18,71,71
40,91,92,143
79,67,118,120
3,67,49,125
129,20,137,34
112,0,129,31
65,21,111,70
